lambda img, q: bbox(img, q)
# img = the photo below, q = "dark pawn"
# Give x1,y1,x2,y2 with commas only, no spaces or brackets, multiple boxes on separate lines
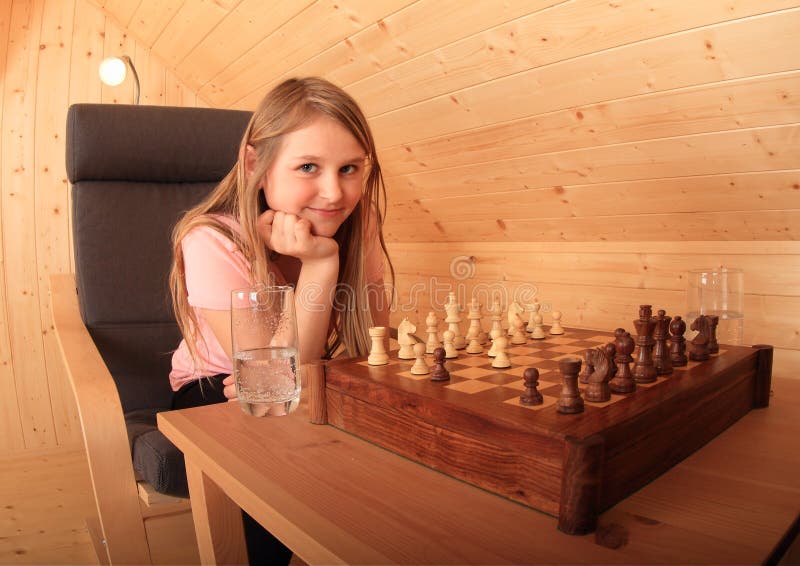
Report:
557,357,584,414
578,349,594,384
610,328,635,394
653,309,673,376
520,368,543,406
604,342,618,378
430,347,450,381
669,316,688,367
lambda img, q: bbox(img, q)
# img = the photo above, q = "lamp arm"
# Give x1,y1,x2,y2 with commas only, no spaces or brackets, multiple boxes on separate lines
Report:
121,55,140,105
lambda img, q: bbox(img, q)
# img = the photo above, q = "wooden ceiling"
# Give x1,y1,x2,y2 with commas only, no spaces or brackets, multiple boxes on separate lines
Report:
91,0,800,243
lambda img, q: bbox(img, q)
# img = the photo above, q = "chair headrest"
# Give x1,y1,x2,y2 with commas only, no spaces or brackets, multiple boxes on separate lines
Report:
66,103,252,184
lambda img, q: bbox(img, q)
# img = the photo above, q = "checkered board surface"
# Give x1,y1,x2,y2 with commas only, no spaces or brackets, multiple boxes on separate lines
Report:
353,329,726,414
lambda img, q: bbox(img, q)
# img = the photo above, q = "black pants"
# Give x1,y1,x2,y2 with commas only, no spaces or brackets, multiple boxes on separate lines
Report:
172,375,293,566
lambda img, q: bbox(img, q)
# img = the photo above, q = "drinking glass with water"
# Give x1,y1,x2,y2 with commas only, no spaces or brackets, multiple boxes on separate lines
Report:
231,286,301,416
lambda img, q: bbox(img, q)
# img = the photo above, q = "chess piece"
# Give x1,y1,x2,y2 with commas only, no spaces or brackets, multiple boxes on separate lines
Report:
487,299,503,353
669,316,688,367
652,309,673,376
525,300,541,333
466,299,485,346
609,328,636,394
507,301,524,337
584,347,612,403
491,336,511,369
707,315,720,354
556,356,584,414
410,343,430,375
430,347,450,381
549,311,565,335
425,311,442,354
578,349,594,384
443,329,458,359
367,326,388,366
531,313,546,340
604,342,618,378
510,314,527,345
520,368,543,406
445,292,466,350
397,317,417,360
632,305,657,384
689,315,712,361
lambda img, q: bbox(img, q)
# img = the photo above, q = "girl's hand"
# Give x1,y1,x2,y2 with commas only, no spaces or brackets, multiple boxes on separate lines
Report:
257,210,339,263
222,375,237,400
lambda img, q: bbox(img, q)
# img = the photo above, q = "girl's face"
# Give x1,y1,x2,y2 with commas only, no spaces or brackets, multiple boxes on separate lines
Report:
263,114,366,238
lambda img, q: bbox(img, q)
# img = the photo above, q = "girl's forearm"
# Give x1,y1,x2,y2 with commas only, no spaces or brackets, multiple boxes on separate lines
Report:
294,257,339,363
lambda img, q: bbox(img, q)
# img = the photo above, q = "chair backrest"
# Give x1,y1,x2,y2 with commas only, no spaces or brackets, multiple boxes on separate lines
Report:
65,104,251,413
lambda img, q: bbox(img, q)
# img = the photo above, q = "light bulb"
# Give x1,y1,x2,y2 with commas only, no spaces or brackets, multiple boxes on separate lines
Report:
99,57,127,86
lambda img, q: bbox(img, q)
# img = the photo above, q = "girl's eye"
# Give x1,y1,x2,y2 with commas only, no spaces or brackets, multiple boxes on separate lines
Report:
340,164,357,174
299,163,317,173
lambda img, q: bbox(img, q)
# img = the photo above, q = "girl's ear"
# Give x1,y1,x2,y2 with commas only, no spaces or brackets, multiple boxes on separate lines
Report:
243,144,259,180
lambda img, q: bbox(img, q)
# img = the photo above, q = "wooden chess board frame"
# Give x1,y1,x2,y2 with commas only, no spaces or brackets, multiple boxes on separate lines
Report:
308,327,773,535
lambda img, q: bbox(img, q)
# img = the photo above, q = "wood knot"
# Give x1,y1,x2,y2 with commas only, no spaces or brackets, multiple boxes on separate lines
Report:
595,523,629,549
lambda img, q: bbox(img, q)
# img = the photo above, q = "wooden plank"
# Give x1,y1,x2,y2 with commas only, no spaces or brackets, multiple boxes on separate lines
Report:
0,0,24,455
382,72,800,177
388,170,800,225
384,125,800,200
165,72,197,107
386,244,800,297
371,8,800,147
152,0,243,69
36,0,81,450
386,210,800,242
3,0,57,450
101,0,140,29
175,0,315,91
387,278,800,350
236,0,560,110
133,43,166,105
203,0,414,108
127,0,183,48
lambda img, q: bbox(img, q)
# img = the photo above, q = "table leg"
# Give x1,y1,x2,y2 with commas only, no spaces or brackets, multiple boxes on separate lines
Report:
185,459,249,565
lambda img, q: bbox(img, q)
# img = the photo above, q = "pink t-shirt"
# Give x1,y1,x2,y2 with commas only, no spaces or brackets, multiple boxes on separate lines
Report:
169,214,384,391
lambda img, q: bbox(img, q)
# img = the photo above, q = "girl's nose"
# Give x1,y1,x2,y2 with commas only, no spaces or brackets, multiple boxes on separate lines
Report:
319,173,344,202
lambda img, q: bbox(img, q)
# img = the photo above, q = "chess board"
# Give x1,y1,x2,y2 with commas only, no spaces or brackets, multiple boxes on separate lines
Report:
311,327,773,534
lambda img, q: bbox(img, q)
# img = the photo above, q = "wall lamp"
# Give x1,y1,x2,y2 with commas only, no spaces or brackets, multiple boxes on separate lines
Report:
99,55,140,104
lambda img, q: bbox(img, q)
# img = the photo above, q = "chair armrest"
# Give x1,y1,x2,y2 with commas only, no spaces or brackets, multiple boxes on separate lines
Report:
49,273,152,565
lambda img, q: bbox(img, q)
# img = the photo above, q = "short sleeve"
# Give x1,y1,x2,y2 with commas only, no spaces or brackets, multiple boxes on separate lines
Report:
182,225,251,310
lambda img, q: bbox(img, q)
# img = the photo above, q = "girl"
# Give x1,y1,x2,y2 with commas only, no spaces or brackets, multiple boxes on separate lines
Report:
168,77,393,564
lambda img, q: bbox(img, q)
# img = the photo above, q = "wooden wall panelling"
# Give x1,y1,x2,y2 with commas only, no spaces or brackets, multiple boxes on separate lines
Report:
204,0,415,108
100,0,139,29
384,125,800,200
165,72,198,107
127,0,183,48
371,8,800,148
0,0,24,454
387,171,800,225
235,0,562,110
354,0,800,118
100,17,135,103
152,0,243,70
381,72,800,177
176,0,315,92
36,0,81,448
3,0,58,450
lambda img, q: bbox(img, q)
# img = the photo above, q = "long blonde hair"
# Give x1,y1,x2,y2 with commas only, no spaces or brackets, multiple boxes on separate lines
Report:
169,77,394,369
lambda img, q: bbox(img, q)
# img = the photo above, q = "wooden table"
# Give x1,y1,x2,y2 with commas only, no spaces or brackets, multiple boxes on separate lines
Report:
158,378,800,565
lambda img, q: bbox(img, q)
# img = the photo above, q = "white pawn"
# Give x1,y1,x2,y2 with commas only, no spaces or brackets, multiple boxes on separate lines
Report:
531,313,546,340
397,317,416,360
410,343,429,375
425,311,442,354
550,311,565,335
367,326,389,365
491,335,511,369
510,314,527,345
466,328,483,354
443,330,458,359
526,301,541,333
